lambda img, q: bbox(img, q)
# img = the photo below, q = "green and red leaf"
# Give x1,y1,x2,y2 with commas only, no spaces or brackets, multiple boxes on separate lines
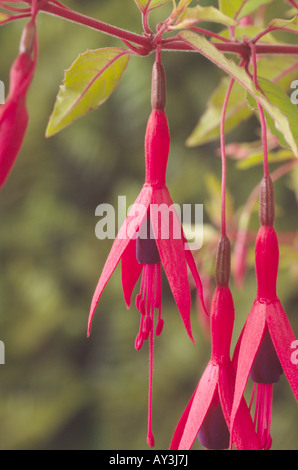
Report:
46,48,130,137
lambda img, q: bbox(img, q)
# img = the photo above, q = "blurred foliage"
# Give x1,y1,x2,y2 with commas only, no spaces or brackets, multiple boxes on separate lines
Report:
0,0,297,450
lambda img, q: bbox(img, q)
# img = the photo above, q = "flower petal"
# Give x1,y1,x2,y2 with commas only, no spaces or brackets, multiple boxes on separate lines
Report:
230,300,266,437
184,237,209,317
266,299,298,402
169,387,197,450
121,238,143,308
87,186,152,336
0,98,28,188
174,362,219,450
150,187,193,342
219,362,261,450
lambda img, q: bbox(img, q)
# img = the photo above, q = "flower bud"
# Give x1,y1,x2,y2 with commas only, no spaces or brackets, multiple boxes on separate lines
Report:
151,61,166,111
19,19,36,56
215,235,231,287
259,176,275,227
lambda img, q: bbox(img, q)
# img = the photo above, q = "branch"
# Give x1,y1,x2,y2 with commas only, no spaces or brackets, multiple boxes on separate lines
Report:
162,38,298,55
40,2,151,49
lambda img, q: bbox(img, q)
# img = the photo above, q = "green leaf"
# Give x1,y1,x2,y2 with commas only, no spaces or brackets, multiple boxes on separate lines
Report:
270,16,298,32
246,77,298,156
134,0,171,12
219,0,273,20
187,78,250,146
187,56,297,147
0,12,9,22
217,25,282,43
236,149,296,169
218,0,242,18
238,0,274,19
173,5,237,29
180,31,298,157
46,48,130,137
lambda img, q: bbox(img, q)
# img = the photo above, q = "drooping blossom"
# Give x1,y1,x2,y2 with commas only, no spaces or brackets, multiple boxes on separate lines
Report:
87,58,206,447
170,236,261,450
0,17,37,188
230,176,298,449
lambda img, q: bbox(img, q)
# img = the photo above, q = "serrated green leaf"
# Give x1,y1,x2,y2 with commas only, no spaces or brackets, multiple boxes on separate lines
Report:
187,55,297,147
134,0,171,12
219,0,273,20
270,16,298,32
46,48,130,137
219,0,242,19
246,77,298,156
173,5,237,29
180,31,298,157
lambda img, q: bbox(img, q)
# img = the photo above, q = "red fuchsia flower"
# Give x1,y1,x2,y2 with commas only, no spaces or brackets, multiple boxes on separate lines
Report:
230,176,298,450
170,236,261,450
0,17,37,188
87,59,206,447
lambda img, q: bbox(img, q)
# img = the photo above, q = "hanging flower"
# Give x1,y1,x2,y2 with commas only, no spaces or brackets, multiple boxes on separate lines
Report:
0,17,37,188
170,236,261,450
87,58,206,447
230,176,298,449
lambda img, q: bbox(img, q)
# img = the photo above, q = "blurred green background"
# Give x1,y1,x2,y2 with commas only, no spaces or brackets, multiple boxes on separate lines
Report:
0,0,297,450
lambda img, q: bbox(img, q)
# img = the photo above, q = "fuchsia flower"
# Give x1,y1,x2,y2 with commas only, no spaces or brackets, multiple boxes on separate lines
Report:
170,236,261,450
0,18,37,188
87,60,206,447
230,176,298,449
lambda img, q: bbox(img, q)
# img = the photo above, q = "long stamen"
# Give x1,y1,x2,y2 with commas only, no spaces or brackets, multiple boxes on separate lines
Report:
155,262,164,336
251,383,273,450
147,265,156,448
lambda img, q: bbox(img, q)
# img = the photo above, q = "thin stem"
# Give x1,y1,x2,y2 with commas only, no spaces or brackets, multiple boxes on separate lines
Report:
252,25,298,45
40,2,151,48
220,78,235,236
249,43,269,177
162,38,298,55
190,26,233,43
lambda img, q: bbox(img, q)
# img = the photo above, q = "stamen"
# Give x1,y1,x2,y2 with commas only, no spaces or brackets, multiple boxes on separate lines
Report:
250,383,273,450
133,259,163,447
147,264,156,448
155,263,164,336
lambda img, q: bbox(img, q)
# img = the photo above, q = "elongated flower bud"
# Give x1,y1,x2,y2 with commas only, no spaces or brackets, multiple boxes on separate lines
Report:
0,20,36,188
151,61,166,111
259,175,275,226
215,235,231,287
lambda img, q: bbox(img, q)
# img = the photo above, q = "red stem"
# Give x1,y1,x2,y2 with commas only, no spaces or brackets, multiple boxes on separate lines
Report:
37,3,298,56
162,38,298,55
249,43,270,177
220,78,235,236
40,2,151,47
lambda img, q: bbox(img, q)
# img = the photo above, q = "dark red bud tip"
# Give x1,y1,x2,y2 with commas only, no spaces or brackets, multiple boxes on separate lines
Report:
259,176,275,226
20,20,36,56
151,61,166,111
215,235,231,287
